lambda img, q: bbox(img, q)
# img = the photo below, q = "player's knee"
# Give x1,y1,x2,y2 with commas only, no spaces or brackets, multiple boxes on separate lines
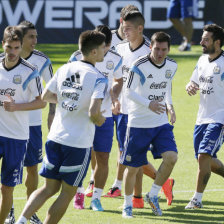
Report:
0,184,14,195
163,151,178,166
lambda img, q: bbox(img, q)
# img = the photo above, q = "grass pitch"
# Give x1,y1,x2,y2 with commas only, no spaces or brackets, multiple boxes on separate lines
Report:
9,44,224,223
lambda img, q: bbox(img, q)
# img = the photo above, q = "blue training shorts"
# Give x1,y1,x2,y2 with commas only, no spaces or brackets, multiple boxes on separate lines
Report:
93,117,114,153
24,125,43,167
117,113,128,151
167,0,198,19
120,124,177,167
39,140,91,187
0,136,27,187
193,123,224,159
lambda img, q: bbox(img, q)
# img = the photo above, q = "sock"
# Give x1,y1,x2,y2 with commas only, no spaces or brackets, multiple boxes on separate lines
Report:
77,186,85,194
16,216,27,224
92,187,103,201
112,179,122,190
149,183,162,197
124,194,133,208
193,192,203,202
90,169,94,182
12,204,14,209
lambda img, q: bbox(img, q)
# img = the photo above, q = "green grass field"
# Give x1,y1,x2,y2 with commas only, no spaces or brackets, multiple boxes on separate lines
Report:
10,45,224,223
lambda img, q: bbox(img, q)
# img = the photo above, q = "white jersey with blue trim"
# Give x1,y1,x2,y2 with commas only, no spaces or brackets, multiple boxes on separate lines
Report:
0,58,42,140
47,61,108,148
191,51,224,125
26,49,53,126
116,38,151,114
126,55,177,128
111,30,123,51
69,49,122,117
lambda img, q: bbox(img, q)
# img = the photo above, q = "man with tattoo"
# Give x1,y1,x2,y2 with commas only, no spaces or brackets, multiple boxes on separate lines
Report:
185,24,224,209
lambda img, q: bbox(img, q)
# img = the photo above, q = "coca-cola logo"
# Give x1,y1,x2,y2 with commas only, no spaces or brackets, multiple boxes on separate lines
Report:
150,81,167,89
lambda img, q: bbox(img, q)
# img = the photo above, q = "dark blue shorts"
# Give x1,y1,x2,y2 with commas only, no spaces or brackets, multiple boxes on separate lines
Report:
24,125,43,167
117,113,128,151
193,123,224,159
0,136,27,186
120,124,177,167
167,0,198,19
39,140,91,187
93,117,114,153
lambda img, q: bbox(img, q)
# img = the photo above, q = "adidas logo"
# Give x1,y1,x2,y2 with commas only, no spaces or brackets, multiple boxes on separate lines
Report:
65,73,80,84
147,74,153,78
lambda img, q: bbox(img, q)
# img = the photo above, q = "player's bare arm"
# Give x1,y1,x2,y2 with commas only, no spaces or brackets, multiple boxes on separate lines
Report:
149,100,166,115
89,98,106,126
186,81,199,96
41,88,58,104
111,77,123,115
3,95,46,112
167,104,176,125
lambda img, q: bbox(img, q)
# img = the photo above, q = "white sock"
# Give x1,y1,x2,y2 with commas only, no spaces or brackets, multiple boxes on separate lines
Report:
149,183,162,197
16,216,27,224
193,192,203,202
124,194,133,208
90,169,94,182
112,179,122,190
12,204,14,209
92,187,103,201
77,186,85,194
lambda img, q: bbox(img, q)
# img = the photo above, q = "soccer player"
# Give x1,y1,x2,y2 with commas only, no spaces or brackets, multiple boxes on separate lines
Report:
167,0,199,51
5,21,55,224
70,25,123,211
0,26,46,224
121,31,178,218
15,30,107,224
185,24,224,209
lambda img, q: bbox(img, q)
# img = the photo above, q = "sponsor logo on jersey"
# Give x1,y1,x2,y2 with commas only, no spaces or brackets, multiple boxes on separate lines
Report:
62,74,82,90
61,90,80,101
148,92,166,101
0,88,16,96
199,75,213,83
213,66,220,74
106,61,114,70
147,74,153,78
201,87,214,95
150,81,167,89
122,65,129,74
62,102,78,111
13,75,22,84
165,70,172,79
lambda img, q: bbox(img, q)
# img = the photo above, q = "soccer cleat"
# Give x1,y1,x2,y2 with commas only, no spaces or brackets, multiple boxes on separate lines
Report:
73,192,85,210
90,199,104,211
5,208,15,224
30,213,42,224
178,42,191,51
85,181,94,197
144,193,162,216
132,196,144,208
161,178,175,205
122,206,133,219
185,198,203,209
104,187,121,198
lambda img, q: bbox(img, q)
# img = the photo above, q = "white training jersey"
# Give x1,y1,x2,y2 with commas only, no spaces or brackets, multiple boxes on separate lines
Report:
26,50,53,126
116,38,151,114
111,30,123,50
69,50,122,117
191,51,224,125
0,58,42,140
126,55,177,128
47,61,108,148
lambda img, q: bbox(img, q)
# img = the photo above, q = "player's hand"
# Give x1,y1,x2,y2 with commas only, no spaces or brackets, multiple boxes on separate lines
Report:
149,100,166,115
168,108,176,125
3,94,16,112
186,81,199,96
112,99,121,115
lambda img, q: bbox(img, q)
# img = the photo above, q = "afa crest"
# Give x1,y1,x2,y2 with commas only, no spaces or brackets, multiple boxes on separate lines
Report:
165,70,172,79
106,61,114,70
213,66,220,74
13,75,22,84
